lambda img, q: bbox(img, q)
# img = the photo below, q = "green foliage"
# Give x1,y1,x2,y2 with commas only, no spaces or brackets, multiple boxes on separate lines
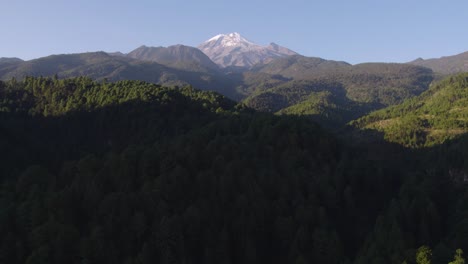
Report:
0,76,234,116
416,246,432,264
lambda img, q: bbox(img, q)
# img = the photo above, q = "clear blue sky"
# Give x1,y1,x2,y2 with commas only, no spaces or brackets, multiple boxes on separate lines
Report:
1,0,467,64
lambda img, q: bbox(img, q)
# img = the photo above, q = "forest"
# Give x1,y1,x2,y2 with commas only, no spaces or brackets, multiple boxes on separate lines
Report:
0,77,467,264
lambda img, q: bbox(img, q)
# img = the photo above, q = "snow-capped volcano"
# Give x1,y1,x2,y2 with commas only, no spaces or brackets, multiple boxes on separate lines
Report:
198,32,297,68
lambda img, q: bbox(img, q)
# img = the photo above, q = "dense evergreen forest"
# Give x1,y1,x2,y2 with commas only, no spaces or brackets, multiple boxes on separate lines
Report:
0,77,467,264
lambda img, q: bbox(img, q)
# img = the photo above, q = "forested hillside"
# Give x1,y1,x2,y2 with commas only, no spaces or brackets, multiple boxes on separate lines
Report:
352,73,468,147
242,61,433,128
242,79,376,128
0,77,467,264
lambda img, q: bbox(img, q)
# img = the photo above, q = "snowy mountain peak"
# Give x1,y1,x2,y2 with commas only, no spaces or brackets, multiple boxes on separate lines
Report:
203,32,253,48
198,32,298,68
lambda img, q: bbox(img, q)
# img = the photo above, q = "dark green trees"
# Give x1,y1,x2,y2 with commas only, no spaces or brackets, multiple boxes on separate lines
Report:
0,77,467,264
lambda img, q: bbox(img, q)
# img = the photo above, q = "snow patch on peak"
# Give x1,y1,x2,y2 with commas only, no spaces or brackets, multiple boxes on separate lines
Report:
227,32,242,39
203,32,254,47
207,34,225,42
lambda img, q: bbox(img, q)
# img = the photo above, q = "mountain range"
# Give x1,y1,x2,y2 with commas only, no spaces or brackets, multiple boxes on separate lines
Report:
1,32,468,128
0,51,240,98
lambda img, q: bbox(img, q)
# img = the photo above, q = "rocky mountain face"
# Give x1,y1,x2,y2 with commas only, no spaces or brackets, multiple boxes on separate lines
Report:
126,44,220,72
198,32,297,68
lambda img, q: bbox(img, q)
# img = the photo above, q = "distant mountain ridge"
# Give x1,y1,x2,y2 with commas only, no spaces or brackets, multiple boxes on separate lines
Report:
198,32,297,68
252,55,351,78
247,56,433,105
0,52,239,98
408,51,468,75
0,57,23,63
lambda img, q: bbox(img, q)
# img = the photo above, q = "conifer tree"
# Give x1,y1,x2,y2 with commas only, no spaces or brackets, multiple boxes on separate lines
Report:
449,249,465,264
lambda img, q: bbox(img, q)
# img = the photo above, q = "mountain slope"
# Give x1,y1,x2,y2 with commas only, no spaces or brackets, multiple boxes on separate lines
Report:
408,51,468,75
352,73,468,147
198,32,297,68
126,44,220,72
252,55,351,78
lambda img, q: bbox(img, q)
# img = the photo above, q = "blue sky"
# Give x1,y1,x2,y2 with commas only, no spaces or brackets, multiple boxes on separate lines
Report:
1,0,467,64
